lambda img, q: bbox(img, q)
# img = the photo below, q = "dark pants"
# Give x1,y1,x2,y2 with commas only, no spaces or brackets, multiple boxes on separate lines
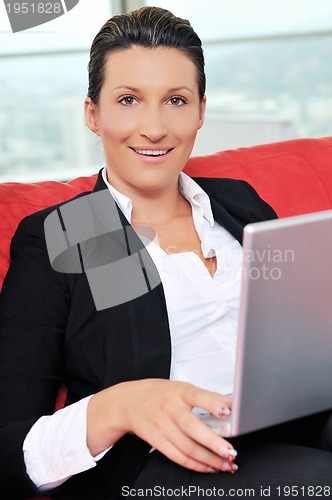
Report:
131,411,332,499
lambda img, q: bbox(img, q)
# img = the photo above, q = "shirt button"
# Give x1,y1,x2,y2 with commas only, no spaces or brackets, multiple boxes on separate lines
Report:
214,298,225,309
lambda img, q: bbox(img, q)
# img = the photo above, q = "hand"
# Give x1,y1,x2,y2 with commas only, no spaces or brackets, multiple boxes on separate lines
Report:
87,379,238,474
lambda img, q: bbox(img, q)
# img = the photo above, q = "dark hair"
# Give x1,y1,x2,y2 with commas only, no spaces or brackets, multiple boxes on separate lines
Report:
87,6,205,104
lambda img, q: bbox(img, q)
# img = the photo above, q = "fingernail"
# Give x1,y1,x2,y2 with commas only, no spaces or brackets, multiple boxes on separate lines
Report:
219,445,238,459
216,406,231,418
223,462,239,473
207,466,218,474
230,463,239,474
228,448,238,459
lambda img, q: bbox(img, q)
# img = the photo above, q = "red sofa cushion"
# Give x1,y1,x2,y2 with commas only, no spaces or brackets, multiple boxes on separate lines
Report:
1,137,331,500
184,136,332,218
1,137,332,292
0,174,97,291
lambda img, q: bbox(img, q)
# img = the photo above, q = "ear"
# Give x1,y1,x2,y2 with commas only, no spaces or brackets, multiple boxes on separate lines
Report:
198,95,207,130
84,97,100,136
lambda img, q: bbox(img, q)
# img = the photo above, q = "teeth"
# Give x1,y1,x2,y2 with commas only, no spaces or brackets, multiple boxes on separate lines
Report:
134,149,169,156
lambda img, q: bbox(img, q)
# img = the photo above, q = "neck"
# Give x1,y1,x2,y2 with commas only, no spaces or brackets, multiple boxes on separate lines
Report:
105,171,190,225
131,186,190,226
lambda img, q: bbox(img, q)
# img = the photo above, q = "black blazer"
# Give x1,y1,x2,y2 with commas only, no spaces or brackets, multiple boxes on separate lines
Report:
0,172,277,499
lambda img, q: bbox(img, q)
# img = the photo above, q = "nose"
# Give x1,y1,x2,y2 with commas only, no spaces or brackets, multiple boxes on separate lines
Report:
139,104,167,142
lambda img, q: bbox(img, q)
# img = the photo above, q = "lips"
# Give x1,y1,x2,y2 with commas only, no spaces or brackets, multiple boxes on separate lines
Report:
130,147,173,157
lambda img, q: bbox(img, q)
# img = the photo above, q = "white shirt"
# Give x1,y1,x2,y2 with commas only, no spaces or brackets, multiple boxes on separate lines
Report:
23,170,243,490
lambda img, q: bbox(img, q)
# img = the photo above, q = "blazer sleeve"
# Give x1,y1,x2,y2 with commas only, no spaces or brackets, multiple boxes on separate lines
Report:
0,213,69,497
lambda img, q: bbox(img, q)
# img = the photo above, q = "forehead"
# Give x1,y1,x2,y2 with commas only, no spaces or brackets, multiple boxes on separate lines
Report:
102,46,198,93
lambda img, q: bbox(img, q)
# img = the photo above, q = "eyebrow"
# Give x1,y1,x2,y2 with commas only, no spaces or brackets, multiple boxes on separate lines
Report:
111,85,194,94
111,86,139,93
169,86,194,94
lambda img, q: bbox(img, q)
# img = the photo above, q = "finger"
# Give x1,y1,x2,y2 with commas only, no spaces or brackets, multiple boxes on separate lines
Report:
131,414,212,473
161,439,237,474
175,409,238,463
182,384,233,418
150,419,238,474
157,436,218,473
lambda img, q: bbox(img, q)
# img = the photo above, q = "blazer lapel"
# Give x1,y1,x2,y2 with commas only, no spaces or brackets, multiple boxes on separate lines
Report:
209,197,244,244
92,170,171,380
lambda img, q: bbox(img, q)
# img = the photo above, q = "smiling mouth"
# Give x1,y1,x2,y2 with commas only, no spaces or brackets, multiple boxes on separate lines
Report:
130,148,173,157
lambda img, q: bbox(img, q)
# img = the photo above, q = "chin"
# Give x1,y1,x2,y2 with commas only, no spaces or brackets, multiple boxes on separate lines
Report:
133,172,179,191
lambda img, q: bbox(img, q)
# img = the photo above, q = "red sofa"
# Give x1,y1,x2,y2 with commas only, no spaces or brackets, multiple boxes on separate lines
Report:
1,136,332,292
1,136,332,499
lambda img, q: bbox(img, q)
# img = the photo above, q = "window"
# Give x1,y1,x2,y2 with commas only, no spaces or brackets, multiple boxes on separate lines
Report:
147,0,332,40
1,0,331,180
0,0,112,181
144,0,332,152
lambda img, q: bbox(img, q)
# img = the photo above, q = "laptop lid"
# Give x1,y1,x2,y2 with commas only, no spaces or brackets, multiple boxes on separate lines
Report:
229,209,332,436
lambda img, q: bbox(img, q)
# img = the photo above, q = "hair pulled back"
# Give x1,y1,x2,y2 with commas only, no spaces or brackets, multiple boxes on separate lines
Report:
87,6,205,104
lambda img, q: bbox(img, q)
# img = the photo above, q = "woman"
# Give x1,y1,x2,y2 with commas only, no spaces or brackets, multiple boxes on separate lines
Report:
0,6,331,499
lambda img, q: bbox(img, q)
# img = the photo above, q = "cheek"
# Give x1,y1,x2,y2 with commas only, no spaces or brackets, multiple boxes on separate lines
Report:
170,109,202,139
175,121,201,149
99,110,135,142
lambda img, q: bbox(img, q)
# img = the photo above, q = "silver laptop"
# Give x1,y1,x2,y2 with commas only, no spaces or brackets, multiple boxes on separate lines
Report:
199,209,332,437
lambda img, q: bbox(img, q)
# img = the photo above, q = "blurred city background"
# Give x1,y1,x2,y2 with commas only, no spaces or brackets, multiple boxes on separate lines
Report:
0,0,331,181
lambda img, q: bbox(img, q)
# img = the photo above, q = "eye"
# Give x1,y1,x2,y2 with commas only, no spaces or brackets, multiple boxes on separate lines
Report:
167,96,187,106
118,95,139,106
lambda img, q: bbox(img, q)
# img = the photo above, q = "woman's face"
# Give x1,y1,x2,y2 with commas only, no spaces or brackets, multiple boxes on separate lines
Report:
85,46,206,195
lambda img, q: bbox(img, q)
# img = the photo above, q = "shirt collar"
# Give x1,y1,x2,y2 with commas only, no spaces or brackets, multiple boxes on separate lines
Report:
101,167,214,226
178,172,214,227
101,168,133,222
